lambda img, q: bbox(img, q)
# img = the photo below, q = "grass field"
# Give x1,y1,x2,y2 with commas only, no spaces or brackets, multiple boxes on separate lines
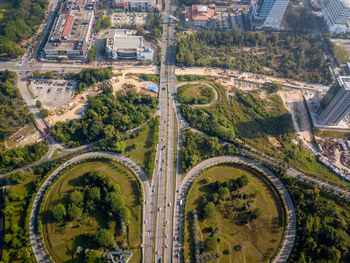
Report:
184,165,284,263
177,83,215,105
42,160,142,263
124,118,158,179
124,125,153,166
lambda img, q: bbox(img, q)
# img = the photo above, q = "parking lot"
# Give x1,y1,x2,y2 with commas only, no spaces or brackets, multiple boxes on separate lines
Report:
28,78,76,109
112,12,148,26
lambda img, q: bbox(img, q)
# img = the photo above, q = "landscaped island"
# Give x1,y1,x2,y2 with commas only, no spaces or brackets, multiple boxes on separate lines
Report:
184,164,285,262
42,160,142,263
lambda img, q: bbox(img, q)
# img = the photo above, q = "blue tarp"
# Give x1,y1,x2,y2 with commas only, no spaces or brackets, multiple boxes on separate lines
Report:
142,83,159,93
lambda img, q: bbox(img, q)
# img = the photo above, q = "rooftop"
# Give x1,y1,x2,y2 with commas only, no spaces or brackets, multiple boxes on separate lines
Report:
343,0,350,7
187,4,217,22
115,0,156,3
340,76,350,90
45,0,94,52
107,30,144,51
115,37,142,49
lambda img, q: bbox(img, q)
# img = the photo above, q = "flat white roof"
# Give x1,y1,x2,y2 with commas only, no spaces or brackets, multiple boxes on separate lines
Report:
115,36,142,49
197,5,207,12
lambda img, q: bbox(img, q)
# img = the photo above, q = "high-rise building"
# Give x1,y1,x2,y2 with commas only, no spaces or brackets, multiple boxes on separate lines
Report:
318,76,350,125
322,0,350,34
248,0,289,29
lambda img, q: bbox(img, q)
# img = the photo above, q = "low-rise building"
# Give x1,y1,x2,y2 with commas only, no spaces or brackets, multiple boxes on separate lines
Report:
114,0,156,11
185,4,217,27
43,0,94,60
105,30,153,60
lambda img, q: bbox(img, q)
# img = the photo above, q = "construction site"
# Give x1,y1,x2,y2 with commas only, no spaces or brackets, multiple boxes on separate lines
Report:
45,69,158,126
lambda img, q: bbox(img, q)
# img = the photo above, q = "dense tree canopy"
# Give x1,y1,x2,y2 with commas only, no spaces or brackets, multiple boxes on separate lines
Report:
0,141,48,173
51,170,131,229
0,70,33,140
74,67,114,93
284,178,350,263
176,30,332,84
0,0,48,58
96,229,114,247
51,90,157,147
0,70,49,172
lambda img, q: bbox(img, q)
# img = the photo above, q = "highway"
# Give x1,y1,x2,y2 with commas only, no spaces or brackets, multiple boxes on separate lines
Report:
152,1,172,261
164,15,178,263
2,0,350,261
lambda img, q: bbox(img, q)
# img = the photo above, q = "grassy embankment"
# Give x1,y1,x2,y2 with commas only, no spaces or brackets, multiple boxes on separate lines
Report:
180,80,350,189
183,165,284,263
177,83,215,105
42,161,141,263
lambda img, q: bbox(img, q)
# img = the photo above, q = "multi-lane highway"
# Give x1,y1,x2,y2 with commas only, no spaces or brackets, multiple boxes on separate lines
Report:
152,0,173,261
3,0,350,262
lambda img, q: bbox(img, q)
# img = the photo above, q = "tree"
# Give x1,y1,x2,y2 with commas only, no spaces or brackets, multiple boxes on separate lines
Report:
85,250,101,263
218,187,230,201
52,203,66,221
106,191,126,214
205,236,217,251
36,100,42,108
69,190,83,205
86,187,101,201
203,202,216,219
39,108,49,118
96,229,114,247
236,175,249,188
89,47,96,63
67,205,82,220
102,17,112,28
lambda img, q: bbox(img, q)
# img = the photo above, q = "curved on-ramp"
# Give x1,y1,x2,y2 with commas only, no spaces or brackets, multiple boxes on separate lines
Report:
29,151,150,263
173,156,296,263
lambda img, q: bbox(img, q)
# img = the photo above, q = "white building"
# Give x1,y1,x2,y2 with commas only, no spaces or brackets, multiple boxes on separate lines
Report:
114,0,156,11
248,0,289,29
105,30,153,61
322,0,350,34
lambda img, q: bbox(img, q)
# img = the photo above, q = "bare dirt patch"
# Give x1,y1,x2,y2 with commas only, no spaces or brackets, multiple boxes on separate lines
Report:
46,69,158,126
267,135,282,147
278,90,312,143
5,124,43,149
